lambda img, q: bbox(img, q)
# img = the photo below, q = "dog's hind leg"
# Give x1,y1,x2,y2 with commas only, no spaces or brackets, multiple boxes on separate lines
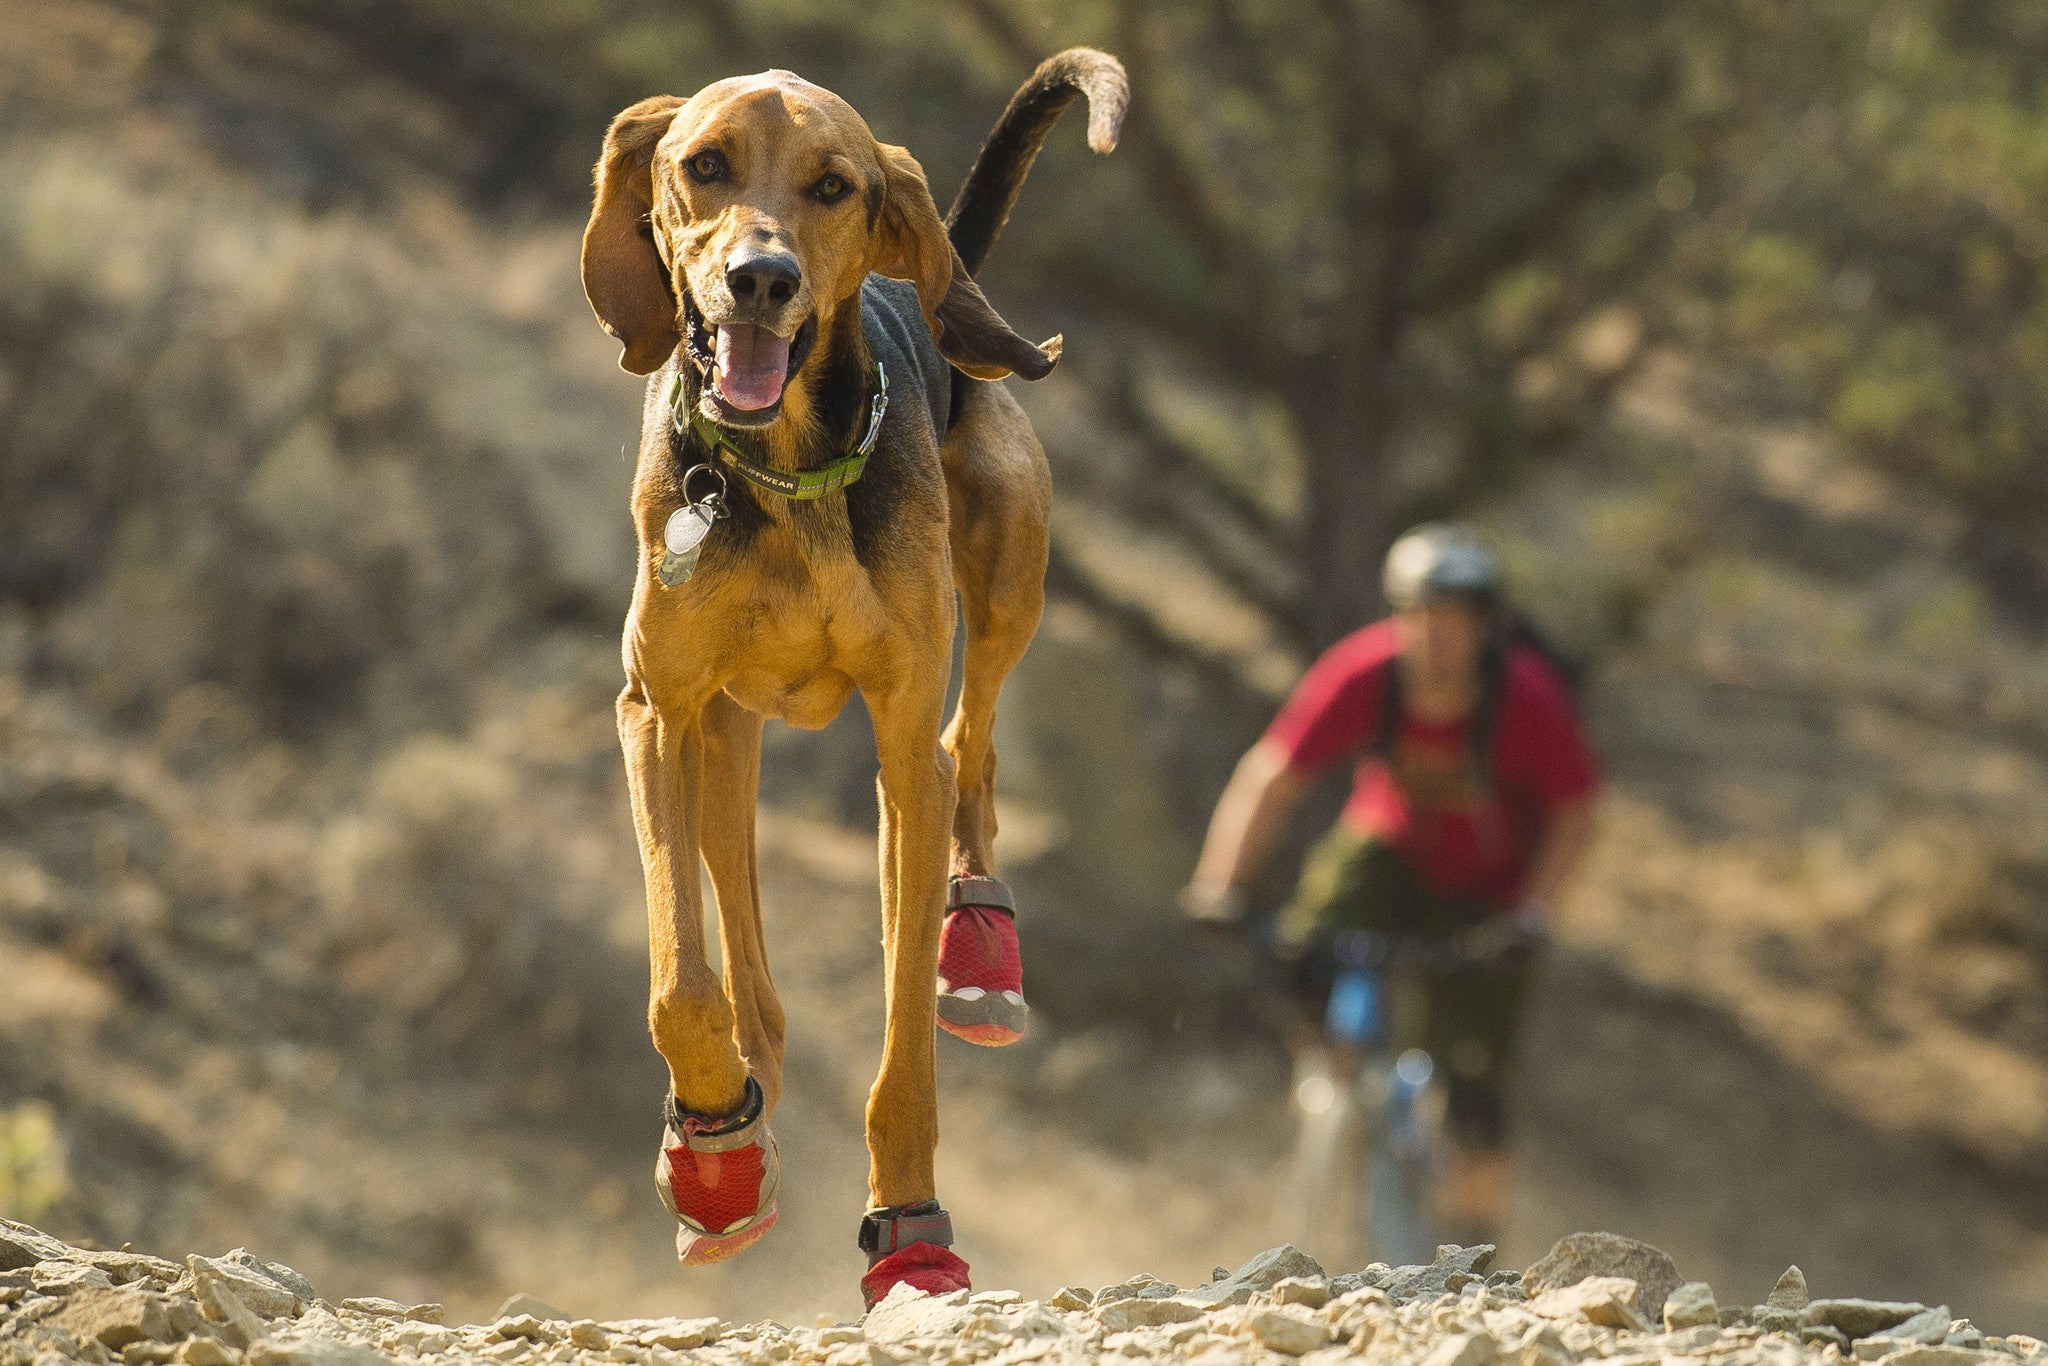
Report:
931,381,1050,1046
619,677,781,1265
700,690,787,1112
941,383,1051,879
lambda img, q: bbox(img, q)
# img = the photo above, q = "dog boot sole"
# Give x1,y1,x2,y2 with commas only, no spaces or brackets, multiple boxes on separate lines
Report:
677,1204,778,1266
937,987,1028,1046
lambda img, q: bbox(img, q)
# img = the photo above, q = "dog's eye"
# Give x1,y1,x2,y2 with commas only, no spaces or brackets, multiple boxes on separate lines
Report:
687,150,727,184
812,173,851,204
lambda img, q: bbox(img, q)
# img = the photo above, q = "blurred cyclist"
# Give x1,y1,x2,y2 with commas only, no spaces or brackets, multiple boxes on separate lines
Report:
1181,523,1600,1245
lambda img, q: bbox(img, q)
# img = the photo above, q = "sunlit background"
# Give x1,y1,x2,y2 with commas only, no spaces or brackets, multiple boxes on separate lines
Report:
4,0,2048,1334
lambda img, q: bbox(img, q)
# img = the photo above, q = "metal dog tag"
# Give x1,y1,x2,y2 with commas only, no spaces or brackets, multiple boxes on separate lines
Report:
658,464,727,587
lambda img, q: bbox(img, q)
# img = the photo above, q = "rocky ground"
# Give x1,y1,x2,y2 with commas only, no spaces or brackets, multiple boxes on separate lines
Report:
5,1222,2043,1366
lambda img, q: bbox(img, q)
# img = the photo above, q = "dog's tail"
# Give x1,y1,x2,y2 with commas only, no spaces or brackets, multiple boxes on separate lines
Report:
945,48,1128,278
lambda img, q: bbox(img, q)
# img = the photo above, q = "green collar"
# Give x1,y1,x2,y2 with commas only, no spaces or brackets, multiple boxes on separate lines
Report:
666,361,889,500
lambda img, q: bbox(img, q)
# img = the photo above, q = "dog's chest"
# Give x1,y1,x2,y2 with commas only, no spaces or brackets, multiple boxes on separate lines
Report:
705,560,880,731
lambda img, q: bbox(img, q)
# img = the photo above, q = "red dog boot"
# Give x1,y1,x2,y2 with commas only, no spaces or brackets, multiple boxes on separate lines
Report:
655,1076,780,1266
858,1201,971,1308
936,876,1029,1046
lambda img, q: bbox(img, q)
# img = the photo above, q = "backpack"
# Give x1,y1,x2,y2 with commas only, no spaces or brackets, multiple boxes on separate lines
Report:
1367,611,1582,791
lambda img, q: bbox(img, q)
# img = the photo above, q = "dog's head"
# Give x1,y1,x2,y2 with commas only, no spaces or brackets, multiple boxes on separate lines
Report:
582,72,1056,425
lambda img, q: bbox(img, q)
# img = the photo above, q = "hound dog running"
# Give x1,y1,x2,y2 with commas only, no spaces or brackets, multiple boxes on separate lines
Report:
579,51,1127,1302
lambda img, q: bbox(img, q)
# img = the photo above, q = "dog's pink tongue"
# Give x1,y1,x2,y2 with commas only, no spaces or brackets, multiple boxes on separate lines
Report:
714,324,791,411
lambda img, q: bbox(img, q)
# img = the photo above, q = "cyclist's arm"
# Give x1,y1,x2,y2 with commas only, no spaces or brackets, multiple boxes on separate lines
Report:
1184,739,1309,919
1518,797,1595,916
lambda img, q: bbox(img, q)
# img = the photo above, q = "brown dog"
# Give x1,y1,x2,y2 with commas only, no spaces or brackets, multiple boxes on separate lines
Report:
579,51,1126,1300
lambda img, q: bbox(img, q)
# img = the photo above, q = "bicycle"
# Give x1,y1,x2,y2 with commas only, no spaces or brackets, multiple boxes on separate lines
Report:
1269,924,1536,1270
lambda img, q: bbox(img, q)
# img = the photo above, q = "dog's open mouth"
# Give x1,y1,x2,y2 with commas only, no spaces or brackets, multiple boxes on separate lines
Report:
683,293,815,425
715,323,791,412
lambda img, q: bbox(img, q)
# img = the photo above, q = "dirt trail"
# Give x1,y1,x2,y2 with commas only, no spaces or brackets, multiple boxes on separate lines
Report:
9,1218,2046,1366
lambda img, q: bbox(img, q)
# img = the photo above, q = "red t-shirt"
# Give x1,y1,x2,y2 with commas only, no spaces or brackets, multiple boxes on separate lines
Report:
1265,619,1600,909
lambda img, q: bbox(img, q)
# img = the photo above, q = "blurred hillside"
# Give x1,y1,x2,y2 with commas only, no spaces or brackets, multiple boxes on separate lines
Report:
3,0,2048,1337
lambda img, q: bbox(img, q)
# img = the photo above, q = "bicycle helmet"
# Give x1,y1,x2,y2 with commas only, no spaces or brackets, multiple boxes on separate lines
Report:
1382,523,1503,610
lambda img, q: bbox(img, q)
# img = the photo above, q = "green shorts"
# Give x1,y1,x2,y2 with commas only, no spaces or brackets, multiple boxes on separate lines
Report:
1276,826,1535,1149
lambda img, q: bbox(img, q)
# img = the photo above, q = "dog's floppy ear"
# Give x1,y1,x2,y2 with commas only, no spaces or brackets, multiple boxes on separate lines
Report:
583,96,684,376
935,248,1061,381
871,144,1059,382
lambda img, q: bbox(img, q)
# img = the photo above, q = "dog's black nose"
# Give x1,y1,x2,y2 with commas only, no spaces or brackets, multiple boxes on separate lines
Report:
726,250,801,305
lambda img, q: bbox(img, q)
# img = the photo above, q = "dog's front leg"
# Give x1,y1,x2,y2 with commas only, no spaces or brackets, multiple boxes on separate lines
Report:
619,675,781,1264
856,659,970,1302
700,690,786,1112
619,678,747,1111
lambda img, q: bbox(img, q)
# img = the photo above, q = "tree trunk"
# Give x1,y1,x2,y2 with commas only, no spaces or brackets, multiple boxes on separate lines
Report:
1296,374,1399,650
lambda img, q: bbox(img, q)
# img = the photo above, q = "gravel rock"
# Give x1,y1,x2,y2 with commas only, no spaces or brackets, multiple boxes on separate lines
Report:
86,1250,187,1287
47,1286,177,1349
197,1276,270,1350
1664,1324,1726,1352
0,1219,73,1270
188,1256,302,1321
495,1294,573,1323
863,1286,975,1342
0,1220,2037,1366
1768,1267,1812,1311
492,1314,551,1342
1093,1296,1204,1333
385,1323,454,1354
1241,1306,1328,1356
176,1339,237,1366
1528,1276,1650,1331
222,1252,314,1306
246,1339,385,1366
34,1260,117,1294
1324,1288,1392,1346
1096,1273,1177,1303
1758,1307,1802,1334
1386,1245,1498,1303
1523,1233,1682,1323
1424,1331,1500,1366
1269,1276,1329,1309
631,1316,722,1349
1804,1324,1852,1352
1873,1350,2007,1366
1855,1306,1958,1353
1182,1246,1323,1308
1803,1300,1934,1340
1665,1282,1719,1331
566,1321,611,1350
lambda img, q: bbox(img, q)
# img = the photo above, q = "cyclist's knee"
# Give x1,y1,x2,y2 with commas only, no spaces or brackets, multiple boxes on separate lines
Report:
1275,948,1339,1041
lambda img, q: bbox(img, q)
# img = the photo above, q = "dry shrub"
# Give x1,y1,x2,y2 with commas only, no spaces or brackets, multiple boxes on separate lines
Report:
0,135,615,742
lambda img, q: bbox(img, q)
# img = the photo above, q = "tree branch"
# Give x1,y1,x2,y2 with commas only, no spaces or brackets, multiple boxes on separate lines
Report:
1406,153,1639,318
947,0,1286,347
1043,261,1302,396
1043,538,1282,712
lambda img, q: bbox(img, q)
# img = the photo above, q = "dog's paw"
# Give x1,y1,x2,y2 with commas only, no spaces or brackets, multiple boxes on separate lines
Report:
675,1203,778,1266
861,1241,971,1308
656,1080,780,1265
938,893,1028,1046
